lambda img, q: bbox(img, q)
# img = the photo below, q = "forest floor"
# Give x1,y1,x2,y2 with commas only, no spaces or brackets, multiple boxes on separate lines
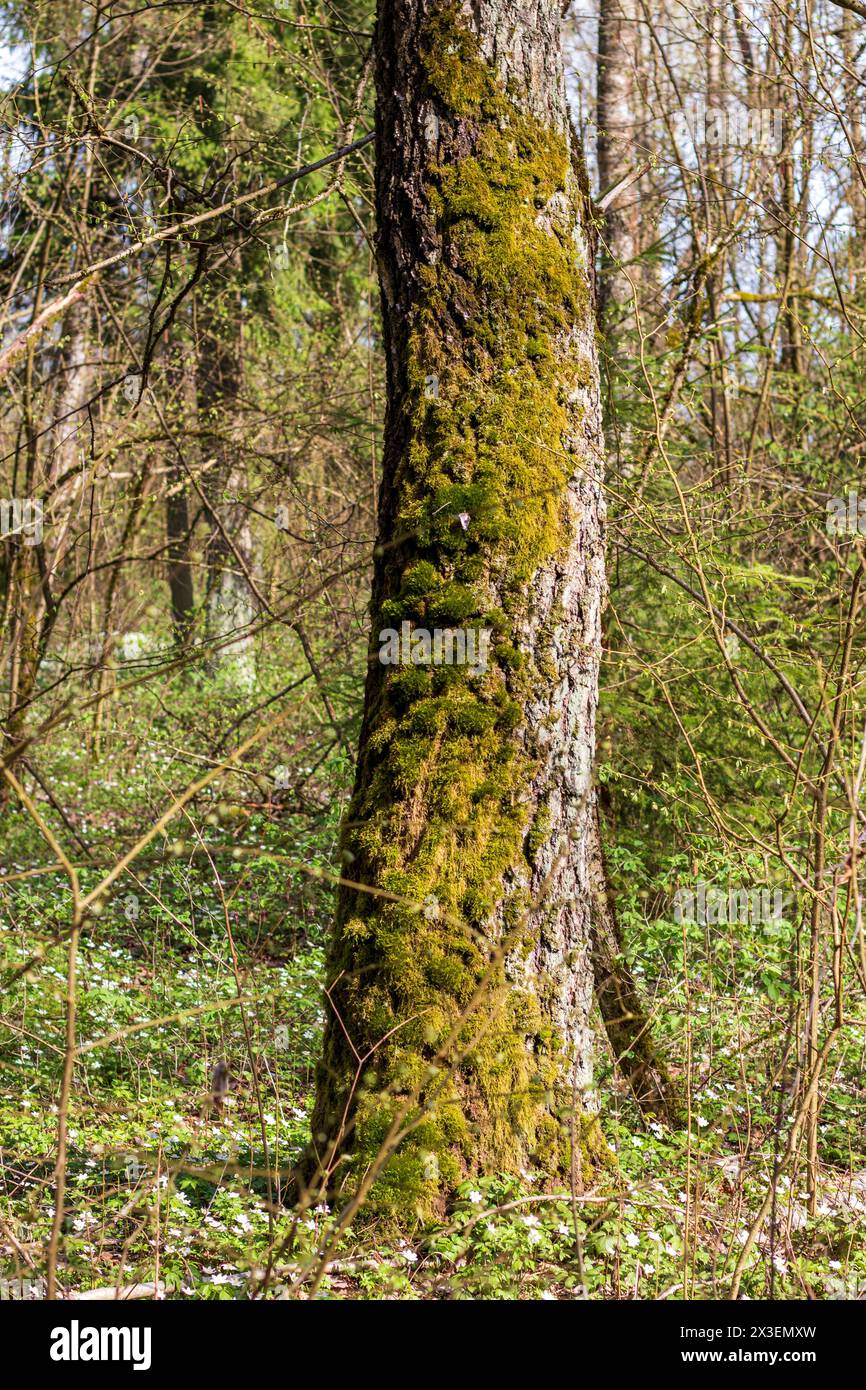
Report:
1,668,864,1301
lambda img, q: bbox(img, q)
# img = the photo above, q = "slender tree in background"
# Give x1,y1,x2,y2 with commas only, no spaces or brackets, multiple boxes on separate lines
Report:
164,334,196,647
583,0,673,1121
189,12,259,688
310,0,609,1211
198,270,258,688
596,0,639,322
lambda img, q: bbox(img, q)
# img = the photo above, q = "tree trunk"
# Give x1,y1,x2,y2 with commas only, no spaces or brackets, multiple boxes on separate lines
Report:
167,463,195,644
775,6,804,376
4,296,91,761
596,0,639,321
588,797,676,1120
309,0,607,1215
47,295,92,485
164,345,195,645
841,11,866,289
197,290,257,689
592,0,676,1121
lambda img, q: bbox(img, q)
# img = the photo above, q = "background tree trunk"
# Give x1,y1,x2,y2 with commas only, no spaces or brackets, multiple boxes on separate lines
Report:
589,796,677,1119
840,11,865,289
197,288,257,688
166,464,195,645
596,0,639,322
164,345,196,646
592,0,676,1122
4,296,92,766
309,0,607,1214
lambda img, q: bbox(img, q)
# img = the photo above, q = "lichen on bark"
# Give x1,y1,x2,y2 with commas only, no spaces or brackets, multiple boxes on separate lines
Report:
309,2,607,1220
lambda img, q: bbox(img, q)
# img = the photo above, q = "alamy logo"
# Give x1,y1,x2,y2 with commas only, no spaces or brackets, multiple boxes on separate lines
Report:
674,100,783,155
121,892,140,923
673,880,793,925
50,1320,152,1371
379,621,492,675
1,497,42,545
826,491,866,537
123,373,142,404
0,1275,45,1299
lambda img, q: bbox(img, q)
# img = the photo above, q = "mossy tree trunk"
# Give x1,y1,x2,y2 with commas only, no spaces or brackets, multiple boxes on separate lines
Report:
309,0,607,1217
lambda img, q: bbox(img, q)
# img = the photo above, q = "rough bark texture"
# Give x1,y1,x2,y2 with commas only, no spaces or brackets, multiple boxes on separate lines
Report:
309,0,607,1217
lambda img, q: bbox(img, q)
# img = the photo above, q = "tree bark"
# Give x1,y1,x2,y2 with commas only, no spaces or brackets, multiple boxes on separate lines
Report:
309,0,607,1214
841,11,866,288
591,3,678,1122
164,345,196,645
166,464,195,644
774,5,805,376
4,295,91,762
596,0,639,321
197,288,257,688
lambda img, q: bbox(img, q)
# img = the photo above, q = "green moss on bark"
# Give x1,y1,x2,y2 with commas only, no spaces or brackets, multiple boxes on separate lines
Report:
312,7,598,1221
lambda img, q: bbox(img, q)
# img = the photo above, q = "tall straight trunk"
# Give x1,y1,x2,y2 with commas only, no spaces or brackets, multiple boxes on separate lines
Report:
164,344,195,645
5,296,91,756
704,1,731,486
592,0,676,1121
596,0,639,321
595,0,641,475
167,464,195,644
197,289,257,688
188,23,257,686
3,12,98,783
841,12,866,290
775,6,804,376
309,0,607,1214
